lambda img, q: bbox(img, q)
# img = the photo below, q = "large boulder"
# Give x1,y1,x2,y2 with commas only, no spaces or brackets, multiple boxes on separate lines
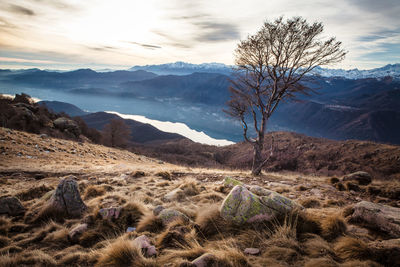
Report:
53,117,80,137
0,196,25,216
220,185,301,225
350,201,400,238
47,177,87,218
343,171,372,185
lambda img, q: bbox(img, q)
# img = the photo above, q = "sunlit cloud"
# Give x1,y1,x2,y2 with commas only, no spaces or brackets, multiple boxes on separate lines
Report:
0,0,398,70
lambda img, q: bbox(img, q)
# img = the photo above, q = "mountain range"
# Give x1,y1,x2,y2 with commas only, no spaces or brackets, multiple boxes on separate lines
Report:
1,62,400,145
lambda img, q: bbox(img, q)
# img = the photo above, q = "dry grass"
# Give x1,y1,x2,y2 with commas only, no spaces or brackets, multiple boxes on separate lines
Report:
299,198,321,208
96,237,157,267
84,185,106,200
136,213,164,233
16,184,53,201
320,214,347,241
0,250,57,267
334,236,370,261
1,128,398,267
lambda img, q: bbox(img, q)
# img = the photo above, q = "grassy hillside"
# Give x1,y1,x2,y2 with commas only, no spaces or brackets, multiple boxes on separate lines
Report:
0,128,399,266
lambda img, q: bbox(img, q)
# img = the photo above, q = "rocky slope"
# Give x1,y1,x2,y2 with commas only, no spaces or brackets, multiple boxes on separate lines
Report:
0,128,399,266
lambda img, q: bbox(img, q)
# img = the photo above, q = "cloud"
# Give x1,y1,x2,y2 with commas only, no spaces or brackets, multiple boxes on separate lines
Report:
127,42,162,50
8,4,35,16
193,21,240,42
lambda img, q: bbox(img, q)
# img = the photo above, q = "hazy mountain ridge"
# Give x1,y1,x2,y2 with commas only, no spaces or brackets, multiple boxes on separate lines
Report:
1,63,400,144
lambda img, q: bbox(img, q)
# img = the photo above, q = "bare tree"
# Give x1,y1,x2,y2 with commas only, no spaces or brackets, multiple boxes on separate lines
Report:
102,118,131,148
226,17,346,175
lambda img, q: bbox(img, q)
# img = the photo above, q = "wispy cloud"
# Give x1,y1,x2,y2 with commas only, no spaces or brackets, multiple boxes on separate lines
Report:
8,4,35,16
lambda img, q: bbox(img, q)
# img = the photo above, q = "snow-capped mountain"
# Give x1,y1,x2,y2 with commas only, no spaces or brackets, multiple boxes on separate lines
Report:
130,61,400,80
129,61,232,75
311,64,400,80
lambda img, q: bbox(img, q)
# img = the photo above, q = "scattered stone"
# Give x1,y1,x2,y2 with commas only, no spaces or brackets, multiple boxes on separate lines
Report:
220,185,301,225
68,223,88,243
158,208,189,225
153,205,165,216
133,235,156,257
244,248,260,255
191,253,217,267
343,171,372,185
0,196,25,216
126,227,136,233
98,207,122,220
350,201,400,238
47,177,87,218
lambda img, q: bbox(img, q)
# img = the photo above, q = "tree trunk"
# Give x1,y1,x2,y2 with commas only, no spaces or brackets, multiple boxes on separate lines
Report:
251,141,264,176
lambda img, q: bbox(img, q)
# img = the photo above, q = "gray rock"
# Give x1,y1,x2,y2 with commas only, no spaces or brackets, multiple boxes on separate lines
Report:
98,207,121,220
158,208,190,225
220,185,301,225
68,223,88,243
350,201,400,238
133,235,156,257
343,171,372,185
0,196,25,216
47,177,87,218
244,248,260,255
153,205,164,216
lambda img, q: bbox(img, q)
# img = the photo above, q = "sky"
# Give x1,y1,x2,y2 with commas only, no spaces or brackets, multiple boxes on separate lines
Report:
0,0,399,70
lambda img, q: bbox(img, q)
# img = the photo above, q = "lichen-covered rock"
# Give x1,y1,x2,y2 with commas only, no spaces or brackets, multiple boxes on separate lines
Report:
48,177,87,218
220,185,300,225
343,171,372,185
0,196,25,216
133,235,156,257
98,207,121,220
350,201,400,238
158,208,189,225
223,177,243,187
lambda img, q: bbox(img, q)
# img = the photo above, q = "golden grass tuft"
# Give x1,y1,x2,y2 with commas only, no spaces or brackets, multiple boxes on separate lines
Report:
84,185,106,200
321,214,347,241
156,219,193,250
304,257,339,267
136,213,164,233
194,204,235,239
0,250,57,267
178,178,200,196
16,184,53,201
330,177,340,184
262,246,299,264
0,217,11,236
131,170,146,178
302,235,335,258
299,198,321,208
334,236,370,261
96,238,157,267
156,171,171,180
341,260,383,267
0,236,10,248
117,201,146,229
